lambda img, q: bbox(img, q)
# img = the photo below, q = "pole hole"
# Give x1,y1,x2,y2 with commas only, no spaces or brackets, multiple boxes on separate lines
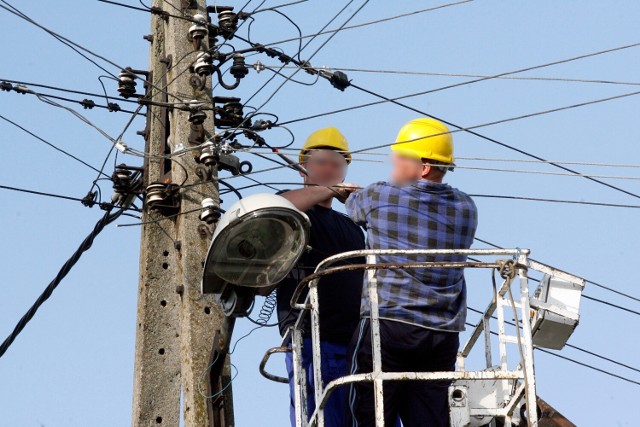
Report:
156,416,163,423
158,348,165,355
160,300,167,307
163,250,169,256
204,307,211,315
162,262,169,270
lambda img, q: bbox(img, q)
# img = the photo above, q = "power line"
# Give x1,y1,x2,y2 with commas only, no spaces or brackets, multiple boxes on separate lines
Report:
240,0,359,108
537,348,640,387
0,113,106,175
254,0,474,49
0,0,193,104
455,156,640,169
464,319,640,387
263,66,640,87
36,95,118,144
582,295,640,317
1,82,143,114
253,0,309,13
279,39,640,126
0,1,119,78
347,82,640,201
586,279,640,304
0,184,89,203
0,207,124,359
469,194,640,209
466,307,640,376
472,238,640,305
0,78,139,105
86,104,147,203
455,165,640,180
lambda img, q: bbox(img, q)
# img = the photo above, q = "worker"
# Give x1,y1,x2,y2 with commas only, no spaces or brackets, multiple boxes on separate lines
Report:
343,118,478,427
276,127,366,427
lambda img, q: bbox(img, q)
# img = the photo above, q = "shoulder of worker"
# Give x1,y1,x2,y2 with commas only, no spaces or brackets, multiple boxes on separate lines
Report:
448,185,476,205
358,181,394,194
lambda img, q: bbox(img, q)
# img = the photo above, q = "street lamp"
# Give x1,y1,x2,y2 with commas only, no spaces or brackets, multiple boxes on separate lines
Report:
201,193,310,316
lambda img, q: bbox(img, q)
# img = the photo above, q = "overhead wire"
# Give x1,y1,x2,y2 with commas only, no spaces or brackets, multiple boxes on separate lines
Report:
469,194,640,209
278,40,640,126
252,0,309,13
466,307,640,376
0,113,105,175
250,0,474,49
0,183,95,204
345,82,640,201
1,83,143,115
248,0,371,112
1,0,198,106
0,206,125,359
464,317,640,387
36,94,118,144
240,0,358,108
0,77,139,105
0,1,120,79
537,348,640,387
261,65,640,87
87,103,147,201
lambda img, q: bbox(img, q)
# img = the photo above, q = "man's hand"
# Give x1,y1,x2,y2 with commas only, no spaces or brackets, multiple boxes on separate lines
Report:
331,183,361,203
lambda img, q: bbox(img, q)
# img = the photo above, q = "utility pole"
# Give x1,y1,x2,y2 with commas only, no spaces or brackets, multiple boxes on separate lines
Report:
132,1,233,426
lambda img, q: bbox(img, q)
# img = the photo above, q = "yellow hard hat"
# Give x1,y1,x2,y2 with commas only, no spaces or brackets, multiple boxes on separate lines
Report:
391,118,454,164
299,126,351,164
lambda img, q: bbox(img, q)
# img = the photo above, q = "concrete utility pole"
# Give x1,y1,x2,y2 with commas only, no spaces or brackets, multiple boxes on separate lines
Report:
132,1,233,426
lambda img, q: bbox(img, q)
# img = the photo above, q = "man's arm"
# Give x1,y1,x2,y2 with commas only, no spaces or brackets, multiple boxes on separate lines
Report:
279,186,335,212
281,183,360,212
345,184,376,225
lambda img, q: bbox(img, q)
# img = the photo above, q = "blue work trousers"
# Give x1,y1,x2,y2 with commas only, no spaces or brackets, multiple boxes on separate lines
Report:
286,338,349,427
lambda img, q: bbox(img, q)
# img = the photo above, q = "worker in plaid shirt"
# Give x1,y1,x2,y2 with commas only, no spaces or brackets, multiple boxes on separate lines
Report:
341,118,478,427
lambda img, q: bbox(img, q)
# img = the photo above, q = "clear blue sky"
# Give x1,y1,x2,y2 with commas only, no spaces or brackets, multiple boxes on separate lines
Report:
1,1,639,426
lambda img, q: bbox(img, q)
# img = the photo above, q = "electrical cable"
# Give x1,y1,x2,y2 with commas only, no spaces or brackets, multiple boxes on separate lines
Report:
279,39,640,126
240,0,358,108
582,295,640,317
0,206,124,359
1,84,142,115
87,104,146,204
464,318,640,387
239,174,281,192
0,184,92,204
469,194,640,209
472,238,640,305
245,0,370,113
0,0,196,105
0,113,106,175
251,0,474,49
346,82,640,201
466,307,640,376
263,66,640,87
251,7,304,62
218,179,243,199
0,77,139,105
537,348,640,387
253,0,309,13
0,1,119,79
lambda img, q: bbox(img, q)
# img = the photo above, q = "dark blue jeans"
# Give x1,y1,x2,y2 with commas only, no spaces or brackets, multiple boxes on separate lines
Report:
286,338,349,427
349,319,459,427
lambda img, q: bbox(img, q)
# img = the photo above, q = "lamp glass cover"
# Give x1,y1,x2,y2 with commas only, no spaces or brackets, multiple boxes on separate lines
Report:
205,210,308,288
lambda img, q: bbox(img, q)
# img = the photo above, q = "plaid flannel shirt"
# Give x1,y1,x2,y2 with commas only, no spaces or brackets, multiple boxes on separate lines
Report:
345,180,478,332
